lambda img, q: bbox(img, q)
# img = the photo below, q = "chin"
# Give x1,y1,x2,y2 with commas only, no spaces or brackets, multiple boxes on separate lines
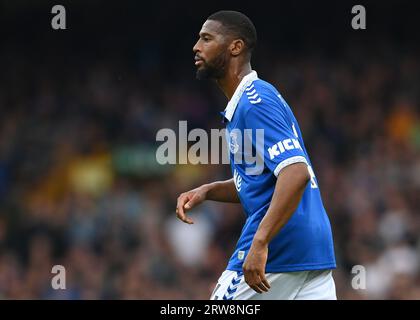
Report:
196,67,210,80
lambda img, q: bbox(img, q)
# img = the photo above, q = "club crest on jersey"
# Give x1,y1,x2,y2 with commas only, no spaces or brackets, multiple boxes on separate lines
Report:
229,131,240,154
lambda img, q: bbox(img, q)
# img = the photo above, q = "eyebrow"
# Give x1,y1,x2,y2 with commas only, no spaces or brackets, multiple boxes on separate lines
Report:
199,32,213,38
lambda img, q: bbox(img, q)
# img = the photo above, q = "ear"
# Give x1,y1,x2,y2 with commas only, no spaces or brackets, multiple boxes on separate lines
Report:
230,39,245,57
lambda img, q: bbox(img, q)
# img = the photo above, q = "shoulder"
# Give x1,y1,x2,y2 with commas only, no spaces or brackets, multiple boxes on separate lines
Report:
240,79,287,118
241,79,279,104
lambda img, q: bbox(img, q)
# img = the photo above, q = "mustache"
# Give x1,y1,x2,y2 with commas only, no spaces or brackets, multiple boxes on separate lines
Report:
194,54,205,62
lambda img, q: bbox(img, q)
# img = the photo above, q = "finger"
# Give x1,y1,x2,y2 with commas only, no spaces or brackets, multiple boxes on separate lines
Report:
250,284,263,294
260,273,271,290
177,209,194,224
184,196,196,211
244,270,263,293
256,281,269,293
178,212,194,224
176,198,186,219
176,197,194,224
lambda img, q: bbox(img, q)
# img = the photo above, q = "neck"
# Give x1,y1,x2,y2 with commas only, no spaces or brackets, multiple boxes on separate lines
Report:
216,62,252,100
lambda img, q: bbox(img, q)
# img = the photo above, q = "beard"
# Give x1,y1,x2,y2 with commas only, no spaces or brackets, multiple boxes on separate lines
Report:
196,51,228,80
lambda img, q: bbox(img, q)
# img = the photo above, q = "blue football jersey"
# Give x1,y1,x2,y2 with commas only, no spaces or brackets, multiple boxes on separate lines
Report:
222,71,336,273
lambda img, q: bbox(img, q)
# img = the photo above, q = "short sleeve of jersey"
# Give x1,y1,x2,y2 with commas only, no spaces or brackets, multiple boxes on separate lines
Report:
244,96,308,177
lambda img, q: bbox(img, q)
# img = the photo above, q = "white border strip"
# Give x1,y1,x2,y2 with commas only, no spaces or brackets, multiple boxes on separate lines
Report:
273,156,308,177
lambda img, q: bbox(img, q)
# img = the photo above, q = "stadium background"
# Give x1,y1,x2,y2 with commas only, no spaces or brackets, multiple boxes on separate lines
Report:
0,0,419,299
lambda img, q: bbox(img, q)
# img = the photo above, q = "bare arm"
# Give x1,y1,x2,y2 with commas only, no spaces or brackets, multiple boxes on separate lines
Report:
176,178,240,224
242,162,311,293
253,162,310,245
205,178,240,203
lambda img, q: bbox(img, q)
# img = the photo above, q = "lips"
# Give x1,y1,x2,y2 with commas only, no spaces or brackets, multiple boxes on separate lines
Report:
194,56,204,66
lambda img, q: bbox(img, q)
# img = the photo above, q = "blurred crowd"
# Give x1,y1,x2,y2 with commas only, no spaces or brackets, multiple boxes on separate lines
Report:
0,37,419,299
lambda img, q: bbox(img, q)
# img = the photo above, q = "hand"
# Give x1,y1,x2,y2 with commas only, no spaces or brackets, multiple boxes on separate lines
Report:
242,241,271,294
176,185,209,224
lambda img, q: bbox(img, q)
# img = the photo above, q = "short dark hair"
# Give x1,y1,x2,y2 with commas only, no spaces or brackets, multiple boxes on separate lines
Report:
207,10,257,54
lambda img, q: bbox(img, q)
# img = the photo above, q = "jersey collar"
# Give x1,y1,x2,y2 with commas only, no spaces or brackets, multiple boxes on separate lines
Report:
223,70,259,122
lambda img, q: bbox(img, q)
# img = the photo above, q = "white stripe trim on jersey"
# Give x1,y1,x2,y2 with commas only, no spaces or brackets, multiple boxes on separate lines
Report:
245,84,255,91
224,71,259,122
247,93,259,100
249,97,262,104
273,156,308,177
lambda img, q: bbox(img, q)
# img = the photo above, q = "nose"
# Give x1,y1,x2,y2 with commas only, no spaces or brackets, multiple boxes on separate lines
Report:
193,40,200,54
